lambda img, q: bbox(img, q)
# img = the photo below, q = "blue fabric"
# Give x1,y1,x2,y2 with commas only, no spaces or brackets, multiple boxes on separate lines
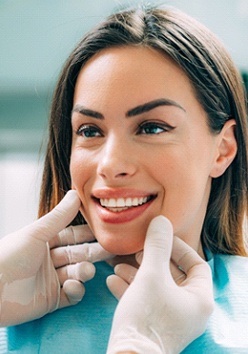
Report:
182,253,248,353
5,262,117,354
3,254,248,353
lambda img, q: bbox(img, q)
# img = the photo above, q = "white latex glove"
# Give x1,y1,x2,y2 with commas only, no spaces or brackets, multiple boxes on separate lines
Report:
107,216,214,354
0,190,112,327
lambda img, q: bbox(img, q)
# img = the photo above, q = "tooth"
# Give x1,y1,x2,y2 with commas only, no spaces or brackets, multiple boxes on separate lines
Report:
132,197,139,206
100,196,150,208
108,198,117,207
125,198,132,207
116,198,125,207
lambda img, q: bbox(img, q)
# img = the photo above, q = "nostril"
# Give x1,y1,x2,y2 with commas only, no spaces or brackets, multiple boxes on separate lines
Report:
97,156,137,180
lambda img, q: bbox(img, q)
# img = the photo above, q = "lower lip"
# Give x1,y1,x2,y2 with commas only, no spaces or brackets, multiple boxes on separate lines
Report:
94,199,154,224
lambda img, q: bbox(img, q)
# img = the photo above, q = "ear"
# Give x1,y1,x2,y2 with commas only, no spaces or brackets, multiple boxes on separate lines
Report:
210,119,237,178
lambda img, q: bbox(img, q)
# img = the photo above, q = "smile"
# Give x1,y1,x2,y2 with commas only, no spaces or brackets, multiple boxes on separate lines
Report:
99,195,155,212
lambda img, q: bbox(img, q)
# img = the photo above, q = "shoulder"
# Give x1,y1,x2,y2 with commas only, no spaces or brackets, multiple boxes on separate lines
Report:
183,253,248,353
211,253,248,279
209,253,248,302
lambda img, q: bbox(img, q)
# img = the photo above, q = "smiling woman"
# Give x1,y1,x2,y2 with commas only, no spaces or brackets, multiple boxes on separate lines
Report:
69,45,226,256
39,6,248,258
26,3,248,353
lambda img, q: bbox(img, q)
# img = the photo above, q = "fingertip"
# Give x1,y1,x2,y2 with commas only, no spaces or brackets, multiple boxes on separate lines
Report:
35,190,82,242
63,279,85,304
147,215,173,236
106,274,115,289
64,190,81,208
141,215,174,269
145,215,173,251
135,250,143,265
76,261,96,282
106,274,127,300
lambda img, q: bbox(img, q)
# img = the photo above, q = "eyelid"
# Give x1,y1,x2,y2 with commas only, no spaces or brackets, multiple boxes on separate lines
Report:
137,120,175,133
76,123,103,137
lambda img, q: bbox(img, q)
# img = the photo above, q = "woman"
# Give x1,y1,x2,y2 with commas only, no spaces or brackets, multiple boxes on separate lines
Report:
40,5,247,257
4,4,248,353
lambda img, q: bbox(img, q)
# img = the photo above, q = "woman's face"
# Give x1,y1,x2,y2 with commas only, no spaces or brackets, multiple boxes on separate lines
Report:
70,46,221,256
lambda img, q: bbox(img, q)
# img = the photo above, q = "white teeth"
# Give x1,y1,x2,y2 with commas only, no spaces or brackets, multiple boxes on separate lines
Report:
116,198,125,207
133,197,139,206
108,198,116,207
100,196,149,209
126,198,132,206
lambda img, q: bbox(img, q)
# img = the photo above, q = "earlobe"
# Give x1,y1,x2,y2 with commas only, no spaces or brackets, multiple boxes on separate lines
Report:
210,119,237,178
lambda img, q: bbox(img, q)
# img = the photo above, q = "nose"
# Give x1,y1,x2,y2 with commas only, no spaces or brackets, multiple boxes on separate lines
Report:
97,135,137,181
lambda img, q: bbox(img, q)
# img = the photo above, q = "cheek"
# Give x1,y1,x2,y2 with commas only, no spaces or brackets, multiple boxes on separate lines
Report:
70,151,90,189
70,152,95,222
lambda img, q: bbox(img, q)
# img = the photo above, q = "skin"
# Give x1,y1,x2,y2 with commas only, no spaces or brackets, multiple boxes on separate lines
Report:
70,46,237,256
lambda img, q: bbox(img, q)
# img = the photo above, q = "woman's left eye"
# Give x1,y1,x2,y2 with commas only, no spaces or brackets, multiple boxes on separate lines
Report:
137,122,172,135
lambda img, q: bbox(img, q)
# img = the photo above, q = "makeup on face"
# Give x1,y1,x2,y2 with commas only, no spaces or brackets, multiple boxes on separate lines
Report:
70,46,219,255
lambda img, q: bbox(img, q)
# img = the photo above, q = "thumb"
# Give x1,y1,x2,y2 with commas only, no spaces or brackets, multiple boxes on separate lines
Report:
27,190,81,242
141,216,173,272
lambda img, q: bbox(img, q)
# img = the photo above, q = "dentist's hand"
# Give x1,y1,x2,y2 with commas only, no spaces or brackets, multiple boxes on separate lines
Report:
0,190,112,326
107,216,214,354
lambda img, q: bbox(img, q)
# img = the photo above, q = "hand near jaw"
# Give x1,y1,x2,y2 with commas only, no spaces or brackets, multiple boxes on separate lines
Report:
107,216,214,354
0,190,113,326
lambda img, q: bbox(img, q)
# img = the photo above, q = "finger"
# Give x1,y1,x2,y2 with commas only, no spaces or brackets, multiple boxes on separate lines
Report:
141,215,173,274
51,242,114,268
171,236,208,274
135,250,143,265
59,280,85,308
170,260,187,285
56,261,96,284
171,237,212,286
114,263,138,285
49,224,95,249
29,190,81,242
106,254,138,268
106,274,129,300
171,237,214,317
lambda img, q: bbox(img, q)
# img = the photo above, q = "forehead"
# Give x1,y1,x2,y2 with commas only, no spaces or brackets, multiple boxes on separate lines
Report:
73,46,198,111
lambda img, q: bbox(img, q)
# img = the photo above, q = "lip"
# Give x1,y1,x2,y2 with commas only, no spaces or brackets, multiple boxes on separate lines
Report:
92,188,157,224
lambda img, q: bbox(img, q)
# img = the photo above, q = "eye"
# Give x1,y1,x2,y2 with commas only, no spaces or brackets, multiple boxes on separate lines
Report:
137,121,173,135
77,124,102,138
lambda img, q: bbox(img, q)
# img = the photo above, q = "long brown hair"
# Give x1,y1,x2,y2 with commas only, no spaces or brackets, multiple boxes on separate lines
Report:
39,5,248,255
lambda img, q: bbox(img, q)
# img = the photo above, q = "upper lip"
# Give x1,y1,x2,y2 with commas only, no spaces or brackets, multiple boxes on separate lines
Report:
92,188,156,199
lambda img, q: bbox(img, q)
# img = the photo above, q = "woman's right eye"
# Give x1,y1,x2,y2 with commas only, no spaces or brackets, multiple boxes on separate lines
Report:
77,124,102,138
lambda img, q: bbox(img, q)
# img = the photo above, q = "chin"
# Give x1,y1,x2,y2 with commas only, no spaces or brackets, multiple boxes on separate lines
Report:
95,234,144,256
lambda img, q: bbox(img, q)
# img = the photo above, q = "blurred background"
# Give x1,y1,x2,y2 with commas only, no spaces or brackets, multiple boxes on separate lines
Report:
1,0,248,238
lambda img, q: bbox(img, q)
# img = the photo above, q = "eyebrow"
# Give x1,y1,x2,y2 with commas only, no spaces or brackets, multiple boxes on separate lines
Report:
126,98,186,116
72,98,186,119
72,106,104,119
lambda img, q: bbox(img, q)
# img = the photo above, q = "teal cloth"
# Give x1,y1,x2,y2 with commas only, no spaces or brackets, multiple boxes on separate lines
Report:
2,254,248,353
182,252,248,353
5,262,117,354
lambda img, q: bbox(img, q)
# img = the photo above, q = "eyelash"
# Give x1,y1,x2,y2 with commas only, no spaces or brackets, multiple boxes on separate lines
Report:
76,121,174,138
137,121,174,135
77,125,103,138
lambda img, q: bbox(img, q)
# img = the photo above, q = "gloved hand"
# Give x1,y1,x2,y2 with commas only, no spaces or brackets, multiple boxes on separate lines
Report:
107,216,214,354
0,190,112,326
